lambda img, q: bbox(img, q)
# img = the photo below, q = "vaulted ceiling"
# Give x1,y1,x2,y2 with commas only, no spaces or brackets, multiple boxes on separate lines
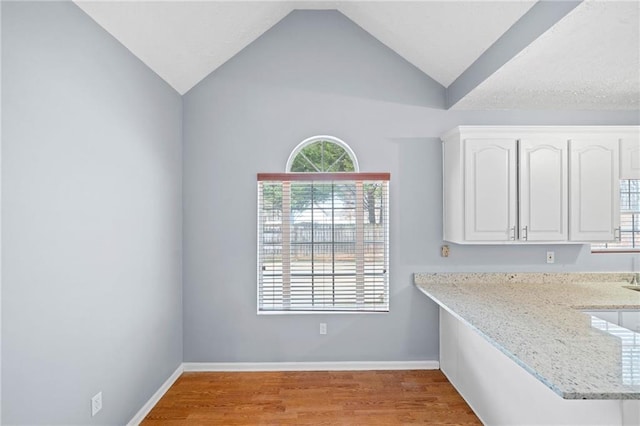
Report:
74,0,639,110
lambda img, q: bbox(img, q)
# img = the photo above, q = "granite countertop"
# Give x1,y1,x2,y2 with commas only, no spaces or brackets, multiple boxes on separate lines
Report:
413,272,640,400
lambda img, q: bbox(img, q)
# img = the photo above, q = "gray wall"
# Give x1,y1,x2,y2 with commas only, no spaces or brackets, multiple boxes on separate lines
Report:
182,10,639,363
2,2,182,425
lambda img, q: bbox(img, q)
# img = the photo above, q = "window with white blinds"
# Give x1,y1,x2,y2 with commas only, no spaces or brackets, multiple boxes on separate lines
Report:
257,173,390,313
592,179,640,252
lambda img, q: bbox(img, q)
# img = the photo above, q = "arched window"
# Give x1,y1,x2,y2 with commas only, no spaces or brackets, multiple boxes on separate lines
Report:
257,136,390,313
286,136,358,172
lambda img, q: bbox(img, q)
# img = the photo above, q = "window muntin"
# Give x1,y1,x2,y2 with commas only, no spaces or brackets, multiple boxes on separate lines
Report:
258,137,389,313
592,179,640,252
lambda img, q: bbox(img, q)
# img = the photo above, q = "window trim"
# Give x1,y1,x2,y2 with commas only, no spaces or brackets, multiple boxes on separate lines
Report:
591,250,640,254
591,178,640,253
258,172,390,182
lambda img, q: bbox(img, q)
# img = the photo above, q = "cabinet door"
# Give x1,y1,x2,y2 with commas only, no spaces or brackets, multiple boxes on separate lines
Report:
620,135,640,179
519,138,568,241
569,138,620,242
464,139,517,241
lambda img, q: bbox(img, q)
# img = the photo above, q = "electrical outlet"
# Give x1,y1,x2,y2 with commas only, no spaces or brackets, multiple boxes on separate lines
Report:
441,245,450,257
546,251,555,264
319,323,327,335
91,392,102,417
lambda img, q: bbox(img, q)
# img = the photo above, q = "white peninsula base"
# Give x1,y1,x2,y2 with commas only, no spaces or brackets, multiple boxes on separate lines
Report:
439,308,640,425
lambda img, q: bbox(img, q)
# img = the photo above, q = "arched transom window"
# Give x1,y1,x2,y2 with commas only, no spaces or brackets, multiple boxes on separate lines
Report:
257,136,390,313
286,136,358,172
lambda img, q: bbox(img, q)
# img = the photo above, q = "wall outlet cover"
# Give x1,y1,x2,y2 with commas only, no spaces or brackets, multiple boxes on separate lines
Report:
91,392,102,417
319,323,327,335
546,251,555,264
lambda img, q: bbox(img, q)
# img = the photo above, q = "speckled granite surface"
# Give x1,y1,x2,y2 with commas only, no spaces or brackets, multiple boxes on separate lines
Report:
414,273,640,400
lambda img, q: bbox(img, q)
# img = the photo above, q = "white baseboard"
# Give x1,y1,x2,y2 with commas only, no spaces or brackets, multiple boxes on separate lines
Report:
127,364,184,426
183,360,439,372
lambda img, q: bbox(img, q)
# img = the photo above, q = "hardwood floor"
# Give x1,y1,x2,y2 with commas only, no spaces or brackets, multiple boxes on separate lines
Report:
142,370,481,425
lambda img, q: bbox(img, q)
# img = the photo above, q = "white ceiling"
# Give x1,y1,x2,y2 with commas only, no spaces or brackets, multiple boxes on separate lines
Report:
330,1,536,87
74,0,640,110
455,0,640,109
73,1,294,94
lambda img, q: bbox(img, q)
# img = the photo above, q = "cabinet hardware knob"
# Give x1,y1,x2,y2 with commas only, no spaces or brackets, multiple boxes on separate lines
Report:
522,226,528,241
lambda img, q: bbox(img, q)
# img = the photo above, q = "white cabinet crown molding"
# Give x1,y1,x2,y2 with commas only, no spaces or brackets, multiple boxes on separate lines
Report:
441,125,639,141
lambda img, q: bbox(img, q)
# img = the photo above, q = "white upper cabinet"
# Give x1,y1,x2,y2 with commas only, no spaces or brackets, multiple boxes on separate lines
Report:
463,139,517,241
620,133,640,179
569,138,620,242
442,126,635,245
519,138,568,241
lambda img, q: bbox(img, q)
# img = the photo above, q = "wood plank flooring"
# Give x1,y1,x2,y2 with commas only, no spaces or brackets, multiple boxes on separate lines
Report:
142,370,481,425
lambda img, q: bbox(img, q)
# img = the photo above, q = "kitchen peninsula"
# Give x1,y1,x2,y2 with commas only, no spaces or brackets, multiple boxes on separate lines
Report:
415,272,640,425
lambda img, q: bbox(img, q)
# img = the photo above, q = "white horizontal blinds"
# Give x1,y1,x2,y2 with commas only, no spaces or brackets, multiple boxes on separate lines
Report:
258,173,390,312
364,180,388,307
592,179,640,251
258,180,285,309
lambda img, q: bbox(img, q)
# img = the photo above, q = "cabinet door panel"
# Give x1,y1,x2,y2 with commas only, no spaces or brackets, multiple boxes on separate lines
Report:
464,139,517,241
569,138,620,241
620,135,640,179
519,139,568,241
